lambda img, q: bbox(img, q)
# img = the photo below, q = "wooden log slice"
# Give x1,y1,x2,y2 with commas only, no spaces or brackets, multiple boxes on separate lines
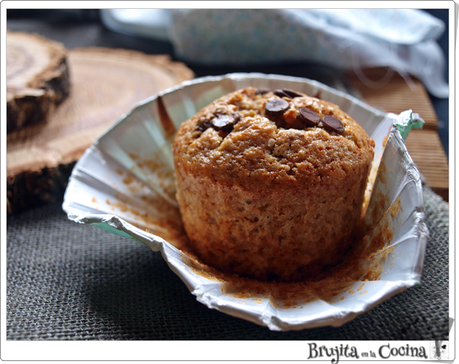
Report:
7,47,194,214
7,31,71,133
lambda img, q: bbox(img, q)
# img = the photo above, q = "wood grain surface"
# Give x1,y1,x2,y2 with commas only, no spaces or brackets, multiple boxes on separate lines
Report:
7,46,194,213
7,31,71,133
346,67,449,201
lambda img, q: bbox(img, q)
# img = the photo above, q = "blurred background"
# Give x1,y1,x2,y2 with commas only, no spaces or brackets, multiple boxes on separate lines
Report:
7,8,449,157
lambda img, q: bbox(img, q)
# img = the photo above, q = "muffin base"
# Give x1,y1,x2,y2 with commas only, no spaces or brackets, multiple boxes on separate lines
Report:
175,168,369,282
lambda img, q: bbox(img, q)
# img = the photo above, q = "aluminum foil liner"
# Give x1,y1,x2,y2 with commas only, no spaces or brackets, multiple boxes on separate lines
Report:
62,73,429,331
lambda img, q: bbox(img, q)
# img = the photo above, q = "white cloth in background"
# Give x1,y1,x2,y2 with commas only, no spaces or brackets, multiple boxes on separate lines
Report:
100,9,448,98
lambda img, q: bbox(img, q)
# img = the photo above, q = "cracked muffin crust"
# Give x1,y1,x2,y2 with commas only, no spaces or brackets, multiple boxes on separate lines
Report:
172,87,375,282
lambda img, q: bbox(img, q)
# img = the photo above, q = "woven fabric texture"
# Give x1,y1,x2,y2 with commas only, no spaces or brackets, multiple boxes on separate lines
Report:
7,180,449,340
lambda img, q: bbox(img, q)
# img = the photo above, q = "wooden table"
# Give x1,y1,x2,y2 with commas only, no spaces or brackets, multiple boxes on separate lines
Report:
346,68,449,202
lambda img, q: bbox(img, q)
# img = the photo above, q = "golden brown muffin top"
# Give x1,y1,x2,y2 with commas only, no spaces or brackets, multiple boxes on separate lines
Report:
173,87,375,189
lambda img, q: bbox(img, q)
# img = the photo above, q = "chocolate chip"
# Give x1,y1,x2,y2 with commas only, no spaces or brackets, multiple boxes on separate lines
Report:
196,118,212,132
274,89,290,98
281,88,303,98
274,88,302,99
265,99,290,116
254,88,270,95
322,115,345,134
211,113,239,131
298,108,320,127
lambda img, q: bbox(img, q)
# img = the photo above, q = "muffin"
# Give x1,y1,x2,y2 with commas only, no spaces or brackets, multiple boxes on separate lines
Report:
172,87,375,282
